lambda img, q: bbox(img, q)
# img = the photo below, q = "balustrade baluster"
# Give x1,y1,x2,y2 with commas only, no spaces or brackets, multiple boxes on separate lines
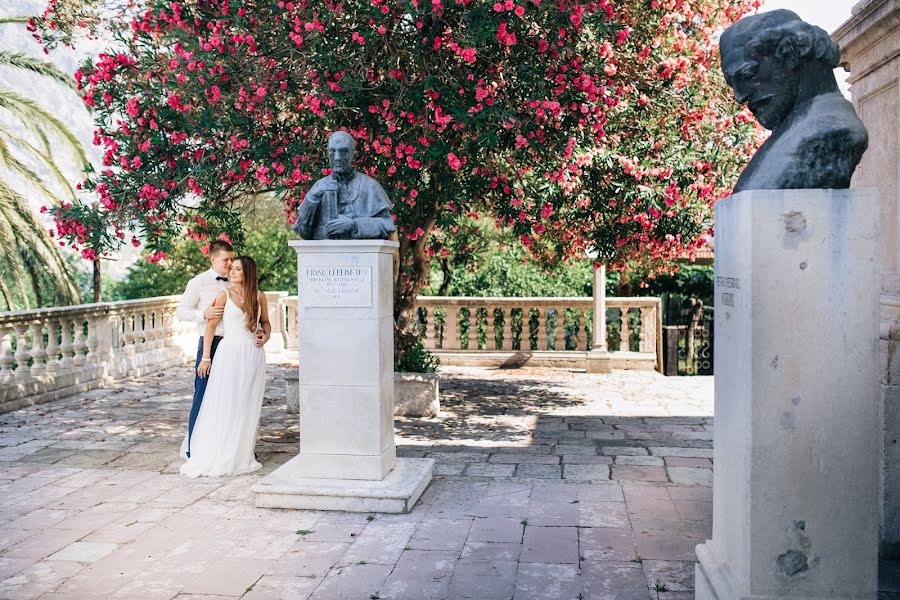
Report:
0,329,14,377
443,308,460,350
502,308,513,351
44,320,60,371
72,319,87,366
619,308,631,352
86,316,100,360
14,324,30,378
59,319,74,368
422,309,436,349
484,307,497,350
536,309,548,350
123,313,135,351
28,323,46,376
639,307,655,353
573,309,585,350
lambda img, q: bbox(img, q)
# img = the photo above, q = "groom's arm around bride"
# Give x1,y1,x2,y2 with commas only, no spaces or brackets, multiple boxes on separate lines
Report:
175,239,235,458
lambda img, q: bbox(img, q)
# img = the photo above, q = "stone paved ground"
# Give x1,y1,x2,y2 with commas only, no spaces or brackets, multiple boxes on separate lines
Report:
2,363,714,599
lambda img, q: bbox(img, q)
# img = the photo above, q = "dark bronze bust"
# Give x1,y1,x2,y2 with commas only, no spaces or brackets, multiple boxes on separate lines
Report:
720,10,868,191
293,131,396,240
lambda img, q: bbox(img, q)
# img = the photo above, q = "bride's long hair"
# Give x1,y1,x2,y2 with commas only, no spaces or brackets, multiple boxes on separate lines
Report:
234,256,261,333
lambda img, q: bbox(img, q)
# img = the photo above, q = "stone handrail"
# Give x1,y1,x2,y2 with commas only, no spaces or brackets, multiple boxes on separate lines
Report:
0,296,196,412
413,296,662,360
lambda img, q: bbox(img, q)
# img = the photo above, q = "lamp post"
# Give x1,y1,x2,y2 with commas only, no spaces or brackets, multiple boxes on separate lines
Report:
585,248,612,374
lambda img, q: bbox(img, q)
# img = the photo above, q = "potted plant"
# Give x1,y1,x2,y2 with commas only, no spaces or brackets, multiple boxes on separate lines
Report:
394,329,440,417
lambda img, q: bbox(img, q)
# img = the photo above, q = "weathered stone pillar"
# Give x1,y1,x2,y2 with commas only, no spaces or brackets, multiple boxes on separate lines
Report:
834,0,900,558
253,240,433,513
586,263,612,373
695,189,880,599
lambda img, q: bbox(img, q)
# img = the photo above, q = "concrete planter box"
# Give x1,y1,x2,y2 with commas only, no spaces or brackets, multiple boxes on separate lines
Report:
394,372,440,417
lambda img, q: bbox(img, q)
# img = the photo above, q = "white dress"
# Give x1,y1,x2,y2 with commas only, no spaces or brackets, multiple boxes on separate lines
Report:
180,292,266,477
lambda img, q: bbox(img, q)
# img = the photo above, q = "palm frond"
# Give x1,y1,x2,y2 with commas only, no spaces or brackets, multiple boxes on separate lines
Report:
0,179,79,307
0,134,64,204
0,51,78,92
0,17,30,25
0,125,77,199
0,88,89,170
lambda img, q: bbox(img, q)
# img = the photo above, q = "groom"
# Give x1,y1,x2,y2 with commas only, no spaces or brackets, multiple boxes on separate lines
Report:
176,239,234,457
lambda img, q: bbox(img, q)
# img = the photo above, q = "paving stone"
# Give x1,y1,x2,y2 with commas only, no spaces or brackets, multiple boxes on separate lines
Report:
648,447,712,459
672,500,712,521
270,542,349,576
553,444,597,456
339,521,415,565
0,556,35,581
427,451,489,463
641,559,696,592
667,467,712,486
378,550,456,600
581,561,652,600
445,558,517,600
520,526,578,563
488,453,559,465
408,519,472,552
433,463,466,476
516,463,562,479
180,557,274,596
464,463,515,477
579,526,638,561
602,446,649,456
576,483,625,503
634,530,705,561
4,527,93,559
612,466,669,483
615,456,666,467
663,456,712,468
48,541,117,563
578,501,630,528
55,450,125,469
460,541,521,561
0,559,85,599
514,562,579,600
244,575,322,600
560,454,612,464
526,499,578,527
668,490,712,506
468,516,524,543
563,464,610,481
308,562,392,600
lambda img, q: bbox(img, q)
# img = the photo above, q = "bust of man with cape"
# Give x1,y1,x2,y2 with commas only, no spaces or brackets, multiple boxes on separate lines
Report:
292,131,396,240
720,10,867,191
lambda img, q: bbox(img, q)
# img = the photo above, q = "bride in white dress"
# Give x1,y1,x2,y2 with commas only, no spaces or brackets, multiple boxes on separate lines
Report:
180,256,271,478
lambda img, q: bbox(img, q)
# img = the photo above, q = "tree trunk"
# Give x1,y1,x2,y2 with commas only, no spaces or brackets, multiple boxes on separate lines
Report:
393,214,438,333
93,260,102,303
438,258,451,296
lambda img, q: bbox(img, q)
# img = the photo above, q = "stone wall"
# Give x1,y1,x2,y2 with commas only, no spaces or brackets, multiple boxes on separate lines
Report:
835,0,900,558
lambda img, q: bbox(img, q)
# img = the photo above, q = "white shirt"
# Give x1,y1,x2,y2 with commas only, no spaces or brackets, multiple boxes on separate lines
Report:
176,269,232,337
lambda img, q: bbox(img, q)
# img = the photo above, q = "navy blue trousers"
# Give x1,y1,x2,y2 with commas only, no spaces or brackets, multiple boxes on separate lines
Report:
187,335,222,457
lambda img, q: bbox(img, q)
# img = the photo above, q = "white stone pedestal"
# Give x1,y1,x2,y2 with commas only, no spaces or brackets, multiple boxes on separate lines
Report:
695,189,880,599
253,240,433,513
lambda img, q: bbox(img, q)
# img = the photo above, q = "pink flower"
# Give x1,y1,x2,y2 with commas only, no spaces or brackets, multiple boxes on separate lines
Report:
447,153,462,170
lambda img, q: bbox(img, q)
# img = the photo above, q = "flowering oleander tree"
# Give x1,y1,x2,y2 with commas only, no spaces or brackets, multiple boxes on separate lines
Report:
37,0,761,329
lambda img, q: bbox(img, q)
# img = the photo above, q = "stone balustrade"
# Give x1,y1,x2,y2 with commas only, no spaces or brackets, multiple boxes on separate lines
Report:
0,296,197,413
1,292,661,413
412,296,662,370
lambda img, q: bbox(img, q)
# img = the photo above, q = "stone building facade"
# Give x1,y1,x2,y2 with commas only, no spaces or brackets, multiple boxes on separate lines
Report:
835,0,900,558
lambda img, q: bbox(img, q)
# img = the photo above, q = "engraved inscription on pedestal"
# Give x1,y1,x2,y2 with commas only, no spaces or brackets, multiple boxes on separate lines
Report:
303,266,372,308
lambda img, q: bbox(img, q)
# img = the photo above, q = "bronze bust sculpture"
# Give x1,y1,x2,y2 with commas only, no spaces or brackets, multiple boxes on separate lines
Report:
720,10,868,191
293,131,396,240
